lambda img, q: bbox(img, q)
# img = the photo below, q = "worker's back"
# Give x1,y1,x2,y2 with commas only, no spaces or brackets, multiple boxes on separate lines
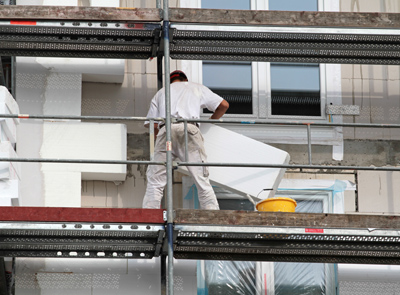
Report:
147,81,223,120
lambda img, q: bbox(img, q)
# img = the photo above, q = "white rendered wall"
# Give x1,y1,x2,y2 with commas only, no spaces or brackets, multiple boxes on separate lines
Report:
13,0,133,294
16,58,82,206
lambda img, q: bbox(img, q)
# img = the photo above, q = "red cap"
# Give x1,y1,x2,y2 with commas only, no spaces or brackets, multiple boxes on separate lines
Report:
170,70,188,83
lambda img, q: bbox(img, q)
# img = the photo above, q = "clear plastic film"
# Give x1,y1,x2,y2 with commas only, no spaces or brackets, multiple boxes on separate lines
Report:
201,261,257,295
197,259,337,295
194,180,355,295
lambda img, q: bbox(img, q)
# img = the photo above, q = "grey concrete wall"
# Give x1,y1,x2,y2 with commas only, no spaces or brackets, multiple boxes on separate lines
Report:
272,140,400,167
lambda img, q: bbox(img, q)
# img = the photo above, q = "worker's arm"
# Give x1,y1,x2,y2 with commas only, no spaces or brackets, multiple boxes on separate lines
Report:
210,99,229,120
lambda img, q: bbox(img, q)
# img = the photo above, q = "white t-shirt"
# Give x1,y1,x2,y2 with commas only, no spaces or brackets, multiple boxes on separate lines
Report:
146,81,223,123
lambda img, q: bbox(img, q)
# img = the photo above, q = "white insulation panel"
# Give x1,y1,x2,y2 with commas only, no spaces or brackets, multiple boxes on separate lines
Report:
179,123,289,200
40,121,127,181
0,179,19,200
0,86,20,143
0,142,20,180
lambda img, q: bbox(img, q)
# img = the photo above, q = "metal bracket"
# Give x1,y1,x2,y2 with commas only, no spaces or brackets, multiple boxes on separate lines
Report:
163,210,167,221
162,210,176,221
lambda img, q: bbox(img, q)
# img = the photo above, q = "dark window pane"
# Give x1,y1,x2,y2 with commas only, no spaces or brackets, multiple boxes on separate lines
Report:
203,62,252,114
202,0,250,10
269,0,317,11
271,63,321,116
204,199,255,295
274,196,327,295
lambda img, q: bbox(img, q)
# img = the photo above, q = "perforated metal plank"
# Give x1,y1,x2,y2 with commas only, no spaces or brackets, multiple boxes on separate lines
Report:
0,23,161,59
173,223,400,264
170,30,400,65
0,221,165,258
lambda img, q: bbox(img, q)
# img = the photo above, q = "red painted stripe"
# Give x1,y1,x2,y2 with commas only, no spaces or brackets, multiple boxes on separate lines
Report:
264,273,267,295
0,207,164,224
10,20,37,25
133,23,144,29
305,228,324,233
18,114,29,118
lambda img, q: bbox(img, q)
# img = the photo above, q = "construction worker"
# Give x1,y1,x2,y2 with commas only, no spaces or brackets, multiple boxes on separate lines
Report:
142,70,229,210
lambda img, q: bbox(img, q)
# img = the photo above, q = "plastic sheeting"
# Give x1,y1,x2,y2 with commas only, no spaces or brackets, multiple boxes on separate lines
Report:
195,179,356,295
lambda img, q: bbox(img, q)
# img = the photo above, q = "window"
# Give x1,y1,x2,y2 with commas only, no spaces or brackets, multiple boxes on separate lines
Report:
203,61,252,114
269,0,317,11
201,1,253,116
200,0,324,119
269,0,321,118
202,0,250,10
271,63,321,116
196,190,336,295
202,198,256,295
272,190,336,295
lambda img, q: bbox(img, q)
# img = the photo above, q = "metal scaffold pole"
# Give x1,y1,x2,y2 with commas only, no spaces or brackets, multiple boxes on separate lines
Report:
163,1,174,294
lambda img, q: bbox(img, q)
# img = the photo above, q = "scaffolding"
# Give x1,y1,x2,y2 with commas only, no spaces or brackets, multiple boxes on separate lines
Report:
1,2,400,295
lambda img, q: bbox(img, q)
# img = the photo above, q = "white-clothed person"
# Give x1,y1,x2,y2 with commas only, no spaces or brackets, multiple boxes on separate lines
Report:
143,70,229,210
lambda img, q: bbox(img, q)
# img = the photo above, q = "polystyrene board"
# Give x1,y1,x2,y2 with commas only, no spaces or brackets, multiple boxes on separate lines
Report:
93,274,160,295
338,264,400,282
178,124,290,200
0,142,20,180
0,117,17,144
0,86,19,116
128,258,160,275
43,258,127,274
40,121,127,181
0,197,12,206
0,179,19,199
43,171,81,207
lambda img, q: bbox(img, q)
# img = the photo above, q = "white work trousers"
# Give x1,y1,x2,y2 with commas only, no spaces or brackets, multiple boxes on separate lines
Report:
142,123,219,210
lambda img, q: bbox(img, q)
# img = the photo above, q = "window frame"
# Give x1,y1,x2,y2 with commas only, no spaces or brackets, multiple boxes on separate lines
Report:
178,0,342,148
199,0,327,120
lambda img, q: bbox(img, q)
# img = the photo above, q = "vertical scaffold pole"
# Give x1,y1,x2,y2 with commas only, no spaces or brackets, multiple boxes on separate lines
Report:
163,0,174,294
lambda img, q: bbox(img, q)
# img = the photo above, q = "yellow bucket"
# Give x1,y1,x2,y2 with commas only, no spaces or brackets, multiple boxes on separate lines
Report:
256,197,297,212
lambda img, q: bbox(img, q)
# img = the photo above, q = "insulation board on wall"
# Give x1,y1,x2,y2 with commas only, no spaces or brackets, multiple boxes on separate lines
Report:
40,121,127,181
0,142,20,180
0,86,19,144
